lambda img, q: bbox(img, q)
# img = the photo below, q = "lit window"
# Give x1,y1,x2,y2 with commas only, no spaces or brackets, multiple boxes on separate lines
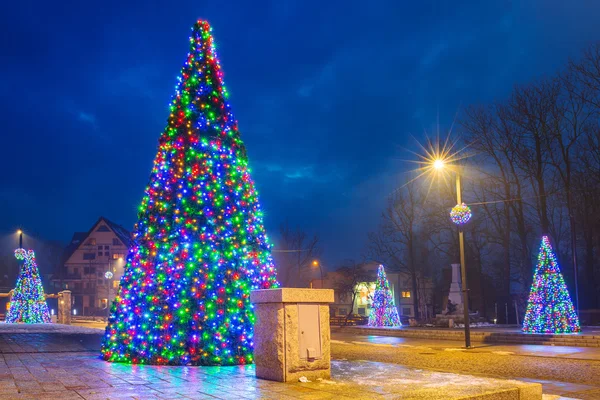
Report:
87,238,97,246
402,291,411,298
113,253,125,260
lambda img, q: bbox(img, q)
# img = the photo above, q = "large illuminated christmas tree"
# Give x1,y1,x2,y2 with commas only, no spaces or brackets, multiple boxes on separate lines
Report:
368,265,402,327
6,249,51,324
101,20,278,366
522,236,580,334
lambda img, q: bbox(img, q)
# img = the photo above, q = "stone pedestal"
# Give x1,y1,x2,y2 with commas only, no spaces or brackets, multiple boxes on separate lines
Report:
447,263,463,312
58,290,71,325
251,288,334,383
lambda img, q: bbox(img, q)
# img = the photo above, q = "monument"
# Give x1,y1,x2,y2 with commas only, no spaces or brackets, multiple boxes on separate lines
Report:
447,263,464,313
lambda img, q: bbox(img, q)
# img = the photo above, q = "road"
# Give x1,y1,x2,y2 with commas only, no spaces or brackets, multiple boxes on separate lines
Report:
331,332,600,399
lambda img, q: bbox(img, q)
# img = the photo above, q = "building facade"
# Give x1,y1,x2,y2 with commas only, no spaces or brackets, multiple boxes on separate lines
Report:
53,217,131,316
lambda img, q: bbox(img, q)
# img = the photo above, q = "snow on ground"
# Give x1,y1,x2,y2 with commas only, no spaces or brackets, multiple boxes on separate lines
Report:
0,322,103,334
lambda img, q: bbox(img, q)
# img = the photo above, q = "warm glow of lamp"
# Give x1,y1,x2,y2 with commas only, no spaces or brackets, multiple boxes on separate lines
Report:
433,159,445,170
312,260,319,267
17,230,22,235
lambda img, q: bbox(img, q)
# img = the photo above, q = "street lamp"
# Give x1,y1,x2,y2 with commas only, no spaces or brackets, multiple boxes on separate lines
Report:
105,257,123,321
16,229,23,248
104,270,114,321
427,157,472,349
312,260,324,286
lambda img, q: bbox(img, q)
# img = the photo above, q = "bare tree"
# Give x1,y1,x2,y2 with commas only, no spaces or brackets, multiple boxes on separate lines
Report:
368,182,439,320
330,260,374,322
272,222,320,288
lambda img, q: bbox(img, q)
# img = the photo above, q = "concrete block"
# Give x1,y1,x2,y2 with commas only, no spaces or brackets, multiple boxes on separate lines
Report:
252,288,334,383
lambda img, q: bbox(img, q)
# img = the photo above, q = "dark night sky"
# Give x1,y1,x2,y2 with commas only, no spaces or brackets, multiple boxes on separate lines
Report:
1,0,600,268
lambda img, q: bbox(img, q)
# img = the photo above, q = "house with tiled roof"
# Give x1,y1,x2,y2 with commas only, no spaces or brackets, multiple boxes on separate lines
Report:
53,217,132,316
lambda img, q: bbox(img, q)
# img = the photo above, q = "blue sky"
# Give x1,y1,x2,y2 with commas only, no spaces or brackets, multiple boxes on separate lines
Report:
1,0,600,267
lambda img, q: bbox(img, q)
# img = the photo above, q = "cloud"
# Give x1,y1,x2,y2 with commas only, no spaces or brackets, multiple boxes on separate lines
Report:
77,111,97,126
104,64,162,99
255,162,343,184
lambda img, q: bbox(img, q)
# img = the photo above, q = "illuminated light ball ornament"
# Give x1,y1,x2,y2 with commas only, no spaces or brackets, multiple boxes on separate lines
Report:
522,236,580,334
368,265,402,327
6,249,51,324
100,19,278,366
450,203,472,225
104,271,114,279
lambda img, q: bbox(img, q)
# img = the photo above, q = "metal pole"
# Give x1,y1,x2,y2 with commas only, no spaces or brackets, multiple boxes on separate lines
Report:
19,233,22,249
456,173,471,348
568,190,579,315
105,258,112,322
319,265,324,286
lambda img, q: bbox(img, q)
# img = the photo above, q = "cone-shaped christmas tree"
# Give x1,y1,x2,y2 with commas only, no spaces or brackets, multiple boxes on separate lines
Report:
6,249,51,324
368,265,402,327
101,20,278,366
522,236,580,334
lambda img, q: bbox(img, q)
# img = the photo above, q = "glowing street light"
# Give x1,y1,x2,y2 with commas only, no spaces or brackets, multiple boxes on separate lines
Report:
413,139,473,349
433,159,445,170
16,229,23,248
311,260,324,285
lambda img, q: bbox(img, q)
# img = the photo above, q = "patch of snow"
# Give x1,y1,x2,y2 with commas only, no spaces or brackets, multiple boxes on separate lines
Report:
351,341,395,347
492,351,514,356
298,376,310,383
318,379,337,385
443,348,465,352
455,322,496,328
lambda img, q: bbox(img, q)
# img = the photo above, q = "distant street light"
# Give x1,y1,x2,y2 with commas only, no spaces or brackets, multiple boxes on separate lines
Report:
312,260,324,286
16,229,23,248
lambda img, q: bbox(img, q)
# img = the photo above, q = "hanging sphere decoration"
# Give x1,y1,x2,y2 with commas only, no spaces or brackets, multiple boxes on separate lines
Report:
104,271,114,279
450,203,472,225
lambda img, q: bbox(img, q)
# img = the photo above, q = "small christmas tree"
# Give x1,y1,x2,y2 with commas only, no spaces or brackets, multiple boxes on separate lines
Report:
6,249,51,324
101,19,277,366
368,265,402,327
522,236,580,334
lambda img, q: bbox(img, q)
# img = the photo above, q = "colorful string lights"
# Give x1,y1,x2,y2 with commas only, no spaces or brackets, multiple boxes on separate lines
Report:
6,249,51,324
368,265,402,327
100,19,278,366
522,236,580,334
450,203,472,225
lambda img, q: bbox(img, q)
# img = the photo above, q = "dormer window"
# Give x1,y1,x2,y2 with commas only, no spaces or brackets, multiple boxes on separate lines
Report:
96,225,110,232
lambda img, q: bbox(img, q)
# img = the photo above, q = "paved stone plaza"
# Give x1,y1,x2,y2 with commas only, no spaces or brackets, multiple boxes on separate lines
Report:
0,352,541,400
0,325,543,400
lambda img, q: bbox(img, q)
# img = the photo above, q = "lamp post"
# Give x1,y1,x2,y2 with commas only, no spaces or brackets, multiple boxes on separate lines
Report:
17,229,23,249
312,260,324,287
105,257,123,321
104,270,113,321
433,160,472,349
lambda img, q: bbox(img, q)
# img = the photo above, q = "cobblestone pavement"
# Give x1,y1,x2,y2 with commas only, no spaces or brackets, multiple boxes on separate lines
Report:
331,333,600,399
0,328,543,400
0,352,544,400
